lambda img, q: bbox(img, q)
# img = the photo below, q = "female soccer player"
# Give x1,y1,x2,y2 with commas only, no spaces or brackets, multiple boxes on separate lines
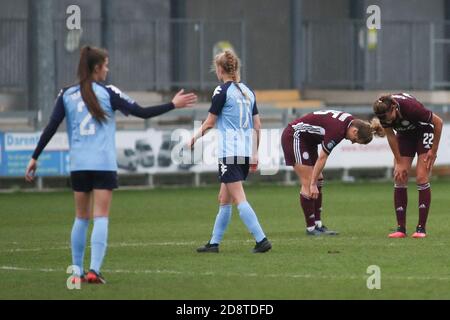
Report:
281,110,384,236
191,50,271,254
25,45,197,283
373,93,443,238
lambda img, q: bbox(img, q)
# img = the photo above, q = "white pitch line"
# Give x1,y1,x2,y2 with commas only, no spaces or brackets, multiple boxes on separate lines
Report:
2,237,450,254
2,265,450,282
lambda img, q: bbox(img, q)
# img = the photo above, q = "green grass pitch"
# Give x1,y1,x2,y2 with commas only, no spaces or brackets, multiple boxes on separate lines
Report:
1,180,450,299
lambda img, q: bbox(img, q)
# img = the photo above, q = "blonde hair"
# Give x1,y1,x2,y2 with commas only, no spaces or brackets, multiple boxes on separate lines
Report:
351,118,386,144
214,50,250,103
214,49,240,82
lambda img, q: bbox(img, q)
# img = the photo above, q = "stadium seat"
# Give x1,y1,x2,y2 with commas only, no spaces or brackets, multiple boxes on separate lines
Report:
254,89,324,109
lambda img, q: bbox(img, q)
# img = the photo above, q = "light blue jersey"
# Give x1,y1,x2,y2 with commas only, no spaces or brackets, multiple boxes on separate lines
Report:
31,81,175,171
208,81,259,158
61,83,135,171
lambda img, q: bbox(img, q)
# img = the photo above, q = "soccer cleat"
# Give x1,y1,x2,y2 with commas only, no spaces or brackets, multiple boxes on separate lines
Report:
71,273,87,285
316,225,339,235
306,226,338,236
86,270,106,284
252,238,272,253
388,226,407,238
412,225,426,238
306,227,324,236
196,242,219,253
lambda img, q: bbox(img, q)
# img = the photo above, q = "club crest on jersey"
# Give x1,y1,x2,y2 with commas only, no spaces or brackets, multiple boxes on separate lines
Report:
302,152,310,160
401,120,410,126
327,140,336,150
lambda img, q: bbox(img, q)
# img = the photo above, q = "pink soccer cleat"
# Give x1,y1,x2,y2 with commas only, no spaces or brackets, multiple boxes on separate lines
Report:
388,231,407,238
411,226,426,238
388,226,406,238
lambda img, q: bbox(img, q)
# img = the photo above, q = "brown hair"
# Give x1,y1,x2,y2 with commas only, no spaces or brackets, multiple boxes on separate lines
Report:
214,50,250,103
373,95,397,118
77,45,108,122
351,118,386,144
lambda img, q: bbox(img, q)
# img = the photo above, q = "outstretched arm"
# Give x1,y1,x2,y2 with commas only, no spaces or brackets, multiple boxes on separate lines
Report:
127,89,197,119
108,86,197,119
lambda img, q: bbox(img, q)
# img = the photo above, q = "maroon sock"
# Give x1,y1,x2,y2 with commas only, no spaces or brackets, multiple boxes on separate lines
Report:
300,193,316,228
394,185,407,230
417,183,431,229
314,180,323,222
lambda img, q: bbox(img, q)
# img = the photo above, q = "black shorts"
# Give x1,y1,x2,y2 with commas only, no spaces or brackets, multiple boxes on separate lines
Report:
70,171,118,192
218,157,250,183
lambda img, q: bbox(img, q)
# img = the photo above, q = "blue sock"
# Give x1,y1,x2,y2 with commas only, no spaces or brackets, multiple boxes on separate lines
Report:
237,201,266,242
90,217,109,274
210,204,232,244
70,218,89,276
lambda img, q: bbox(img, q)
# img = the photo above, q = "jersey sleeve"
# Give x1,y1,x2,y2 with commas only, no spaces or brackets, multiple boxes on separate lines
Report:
252,101,259,115
404,101,432,123
208,85,227,115
321,130,343,155
395,94,433,123
105,85,136,116
32,90,66,160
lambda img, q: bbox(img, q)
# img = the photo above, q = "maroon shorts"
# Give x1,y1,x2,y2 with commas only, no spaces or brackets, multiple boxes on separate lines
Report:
397,125,434,158
281,126,318,167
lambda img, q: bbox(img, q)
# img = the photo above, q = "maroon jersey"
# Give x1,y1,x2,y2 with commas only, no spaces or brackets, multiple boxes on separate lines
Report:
288,110,354,155
382,93,433,133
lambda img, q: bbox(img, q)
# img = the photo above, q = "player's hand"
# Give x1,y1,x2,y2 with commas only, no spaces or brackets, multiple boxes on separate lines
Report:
172,89,197,109
310,184,319,199
424,150,437,171
25,158,37,182
250,155,258,173
394,165,408,184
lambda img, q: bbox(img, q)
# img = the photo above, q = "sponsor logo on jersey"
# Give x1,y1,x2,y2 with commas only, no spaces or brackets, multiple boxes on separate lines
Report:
219,161,228,176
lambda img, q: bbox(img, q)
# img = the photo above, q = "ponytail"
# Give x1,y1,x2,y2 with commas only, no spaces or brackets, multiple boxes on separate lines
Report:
351,118,385,144
370,117,386,137
215,50,250,104
77,45,108,122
